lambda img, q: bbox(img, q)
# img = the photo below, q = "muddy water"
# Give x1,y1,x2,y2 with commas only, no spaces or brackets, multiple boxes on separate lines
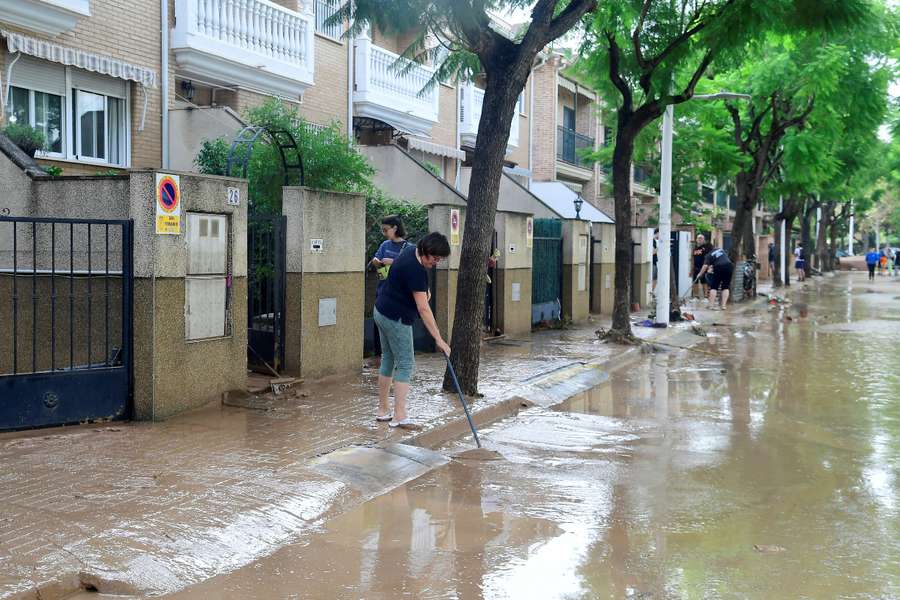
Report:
166,275,899,599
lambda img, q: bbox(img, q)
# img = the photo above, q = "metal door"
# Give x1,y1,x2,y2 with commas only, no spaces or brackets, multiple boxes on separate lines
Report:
247,214,286,373
0,217,134,431
531,219,563,324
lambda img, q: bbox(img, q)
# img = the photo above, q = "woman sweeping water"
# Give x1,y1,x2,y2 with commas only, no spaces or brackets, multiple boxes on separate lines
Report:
374,232,452,428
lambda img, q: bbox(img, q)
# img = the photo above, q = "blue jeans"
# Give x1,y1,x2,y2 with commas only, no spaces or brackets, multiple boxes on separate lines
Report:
373,307,415,383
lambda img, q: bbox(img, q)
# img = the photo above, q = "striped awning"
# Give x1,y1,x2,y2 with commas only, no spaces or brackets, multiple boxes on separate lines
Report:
406,137,466,161
2,29,157,88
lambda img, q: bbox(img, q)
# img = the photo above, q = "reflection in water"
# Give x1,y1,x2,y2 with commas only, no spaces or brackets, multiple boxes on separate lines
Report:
168,277,900,599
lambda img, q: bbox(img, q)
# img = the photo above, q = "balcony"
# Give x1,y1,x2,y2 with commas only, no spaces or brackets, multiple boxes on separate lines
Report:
556,126,594,169
172,0,315,98
459,83,519,154
0,0,90,36
353,37,439,136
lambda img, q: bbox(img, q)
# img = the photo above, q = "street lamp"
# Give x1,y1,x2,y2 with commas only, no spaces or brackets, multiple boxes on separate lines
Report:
573,196,584,220
656,92,751,326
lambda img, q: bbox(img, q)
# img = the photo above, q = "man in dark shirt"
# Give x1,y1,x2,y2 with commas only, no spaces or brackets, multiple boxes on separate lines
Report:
692,233,713,297
697,247,734,310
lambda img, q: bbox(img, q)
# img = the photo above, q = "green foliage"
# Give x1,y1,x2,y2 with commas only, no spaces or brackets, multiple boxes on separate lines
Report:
194,99,374,213
3,123,45,157
365,190,429,260
42,165,63,177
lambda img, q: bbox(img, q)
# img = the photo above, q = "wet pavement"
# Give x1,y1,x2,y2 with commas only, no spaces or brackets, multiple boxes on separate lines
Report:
156,274,899,599
0,308,675,599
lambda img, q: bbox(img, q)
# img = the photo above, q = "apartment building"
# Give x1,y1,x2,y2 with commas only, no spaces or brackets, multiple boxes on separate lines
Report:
0,0,162,173
528,53,611,216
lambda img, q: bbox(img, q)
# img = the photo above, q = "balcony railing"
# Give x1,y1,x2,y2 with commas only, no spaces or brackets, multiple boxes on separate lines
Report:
172,0,315,97
315,0,342,39
556,126,594,169
353,38,439,133
459,83,519,152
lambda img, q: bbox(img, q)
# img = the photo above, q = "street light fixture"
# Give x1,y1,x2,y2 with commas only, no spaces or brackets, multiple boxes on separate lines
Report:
573,196,584,220
656,92,751,326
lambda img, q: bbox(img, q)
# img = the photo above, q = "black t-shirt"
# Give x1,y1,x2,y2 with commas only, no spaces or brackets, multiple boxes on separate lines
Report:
693,243,712,271
705,248,732,268
375,246,429,325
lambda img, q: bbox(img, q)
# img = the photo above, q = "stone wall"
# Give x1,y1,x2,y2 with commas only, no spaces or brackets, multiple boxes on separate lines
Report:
282,187,365,379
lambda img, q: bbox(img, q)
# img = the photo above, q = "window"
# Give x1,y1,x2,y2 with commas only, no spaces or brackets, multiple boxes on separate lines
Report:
517,90,525,114
7,56,130,166
73,90,125,164
8,86,64,155
315,0,343,39
563,106,576,130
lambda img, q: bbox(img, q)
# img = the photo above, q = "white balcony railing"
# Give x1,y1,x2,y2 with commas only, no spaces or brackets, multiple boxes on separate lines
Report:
353,37,439,135
459,82,519,153
172,0,315,98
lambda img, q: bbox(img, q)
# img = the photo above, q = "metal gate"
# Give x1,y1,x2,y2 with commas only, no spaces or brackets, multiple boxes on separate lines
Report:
247,214,286,373
531,218,563,324
0,217,133,431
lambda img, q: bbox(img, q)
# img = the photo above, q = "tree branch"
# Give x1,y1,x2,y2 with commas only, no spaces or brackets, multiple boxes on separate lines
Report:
543,0,597,45
632,0,653,70
725,102,745,150
668,49,714,104
606,31,633,113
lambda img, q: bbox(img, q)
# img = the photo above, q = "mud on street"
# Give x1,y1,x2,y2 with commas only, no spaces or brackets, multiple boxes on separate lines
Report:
151,275,900,599
5,274,899,600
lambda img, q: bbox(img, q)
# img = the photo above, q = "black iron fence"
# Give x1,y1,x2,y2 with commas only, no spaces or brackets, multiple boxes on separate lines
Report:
556,126,594,169
0,216,133,430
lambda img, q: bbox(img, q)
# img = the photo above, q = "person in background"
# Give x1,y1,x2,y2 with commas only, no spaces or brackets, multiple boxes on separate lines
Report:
693,233,713,298
370,215,409,289
374,232,451,429
894,246,900,275
369,216,409,361
886,246,896,277
768,242,776,280
865,247,879,281
794,243,806,282
696,247,734,310
879,246,888,276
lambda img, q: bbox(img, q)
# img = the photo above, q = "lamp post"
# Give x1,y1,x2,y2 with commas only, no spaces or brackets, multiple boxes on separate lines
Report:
574,196,584,220
656,92,751,326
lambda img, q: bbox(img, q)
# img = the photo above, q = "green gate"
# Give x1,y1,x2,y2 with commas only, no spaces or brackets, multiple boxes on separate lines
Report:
532,218,563,324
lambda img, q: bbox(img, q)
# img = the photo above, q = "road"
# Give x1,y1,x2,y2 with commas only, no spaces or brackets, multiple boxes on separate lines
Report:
149,273,899,599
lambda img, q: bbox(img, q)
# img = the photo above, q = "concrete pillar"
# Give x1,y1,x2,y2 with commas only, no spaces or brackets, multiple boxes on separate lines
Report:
631,227,653,309
129,170,249,420
591,222,616,315
282,187,365,379
428,204,465,341
493,211,533,336
562,219,591,322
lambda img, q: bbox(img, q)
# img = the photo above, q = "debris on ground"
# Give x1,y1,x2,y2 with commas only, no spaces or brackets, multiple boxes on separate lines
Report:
595,327,642,345
753,544,787,554
452,448,504,461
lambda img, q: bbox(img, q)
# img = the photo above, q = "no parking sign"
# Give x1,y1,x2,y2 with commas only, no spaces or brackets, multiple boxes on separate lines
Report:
155,173,181,234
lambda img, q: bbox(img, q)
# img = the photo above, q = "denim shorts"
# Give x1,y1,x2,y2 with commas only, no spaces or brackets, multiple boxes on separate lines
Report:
373,307,415,383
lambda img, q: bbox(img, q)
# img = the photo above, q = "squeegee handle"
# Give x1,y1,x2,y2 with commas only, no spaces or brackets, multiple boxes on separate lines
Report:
445,355,481,448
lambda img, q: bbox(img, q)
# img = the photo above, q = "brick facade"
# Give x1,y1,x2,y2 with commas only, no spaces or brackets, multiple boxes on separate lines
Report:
530,58,560,181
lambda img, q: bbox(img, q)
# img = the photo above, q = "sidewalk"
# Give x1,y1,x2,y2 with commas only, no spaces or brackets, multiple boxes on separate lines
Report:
0,317,690,599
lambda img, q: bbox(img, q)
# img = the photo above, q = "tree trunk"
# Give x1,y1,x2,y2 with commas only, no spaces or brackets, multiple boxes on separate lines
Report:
773,214,784,286
801,201,814,277
610,119,638,336
444,70,525,395
730,171,758,262
783,214,796,286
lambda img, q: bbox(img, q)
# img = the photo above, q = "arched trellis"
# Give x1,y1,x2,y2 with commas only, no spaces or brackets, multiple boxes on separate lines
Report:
225,125,305,193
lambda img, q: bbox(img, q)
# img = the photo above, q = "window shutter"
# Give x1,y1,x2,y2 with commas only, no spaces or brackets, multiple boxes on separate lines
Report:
8,54,65,96
71,67,126,98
